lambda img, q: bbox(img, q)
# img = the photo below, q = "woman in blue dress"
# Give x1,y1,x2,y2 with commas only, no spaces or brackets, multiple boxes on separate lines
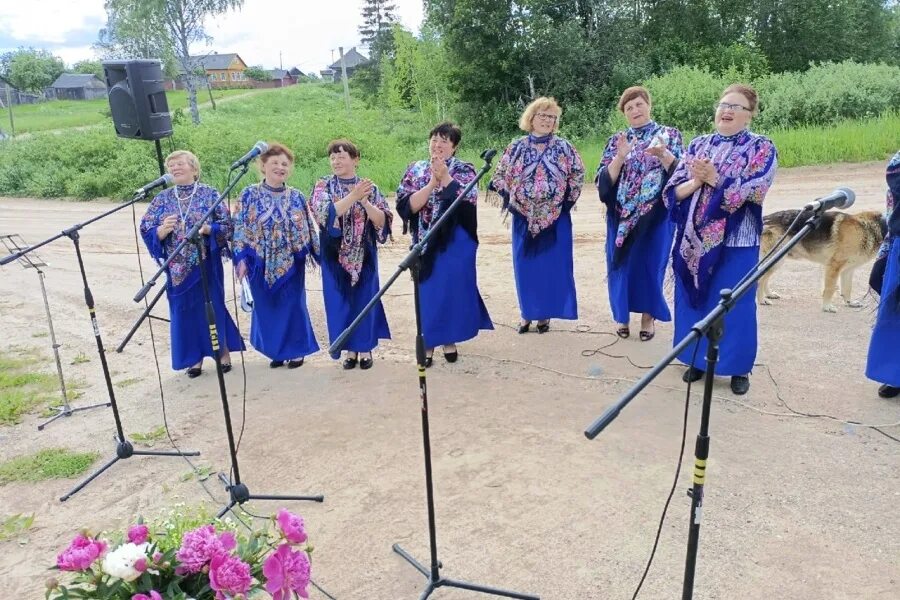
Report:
396,122,493,366
140,150,244,378
866,150,900,398
309,139,392,370
490,96,585,334
232,142,320,368
596,86,683,341
664,84,778,395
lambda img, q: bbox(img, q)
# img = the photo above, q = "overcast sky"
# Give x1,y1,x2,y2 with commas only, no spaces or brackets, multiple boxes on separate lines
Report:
0,1,424,73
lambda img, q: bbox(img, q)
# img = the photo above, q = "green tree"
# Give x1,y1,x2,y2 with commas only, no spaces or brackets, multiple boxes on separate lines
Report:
243,65,270,81
100,0,244,125
72,59,105,80
1,48,65,94
359,0,399,62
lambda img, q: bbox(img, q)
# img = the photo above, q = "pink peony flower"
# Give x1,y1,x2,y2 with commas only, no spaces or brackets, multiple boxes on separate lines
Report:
132,592,162,600
263,543,311,600
276,509,307,545
208,553,252,600
134,558,147,573
56,534,107,571
127,524,149,545
175,525,237,574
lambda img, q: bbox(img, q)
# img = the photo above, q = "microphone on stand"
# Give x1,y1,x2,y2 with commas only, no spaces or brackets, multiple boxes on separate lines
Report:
230,141,269,170
134,173,174,198
803,187,855,213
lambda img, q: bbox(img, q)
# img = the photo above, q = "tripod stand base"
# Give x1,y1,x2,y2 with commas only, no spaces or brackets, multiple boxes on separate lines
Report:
215,473,324,518
60,439,200,502
393,544,539,600
38,400,111,431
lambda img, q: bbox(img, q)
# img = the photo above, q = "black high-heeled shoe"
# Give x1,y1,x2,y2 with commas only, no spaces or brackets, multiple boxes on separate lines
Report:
359,356,374,370
287,358,304,369
443,349,458,363
424,351,434,368
518,321,531,334
270,360,285,368
343,355,358,370
187,366,202,378
536,320,550,334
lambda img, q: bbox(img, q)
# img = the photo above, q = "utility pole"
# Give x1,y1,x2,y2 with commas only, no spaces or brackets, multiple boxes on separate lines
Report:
339,46,351,115
279,51,283,71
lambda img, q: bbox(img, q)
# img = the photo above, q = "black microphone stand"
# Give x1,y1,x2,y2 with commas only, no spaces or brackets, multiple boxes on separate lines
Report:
584,205,832,600
329,150,538,600
132,164,324,518
0,190,201,502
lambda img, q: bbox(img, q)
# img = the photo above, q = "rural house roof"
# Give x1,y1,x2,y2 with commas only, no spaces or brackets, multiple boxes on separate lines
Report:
179,53,246,73
268,69,291,79
327,48,369,70
51,74,106,89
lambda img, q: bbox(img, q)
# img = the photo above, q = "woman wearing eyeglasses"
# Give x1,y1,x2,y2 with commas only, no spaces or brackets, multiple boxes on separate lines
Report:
596,86,684,342
490,97,585,334
866,150,900,399
663,84,778,395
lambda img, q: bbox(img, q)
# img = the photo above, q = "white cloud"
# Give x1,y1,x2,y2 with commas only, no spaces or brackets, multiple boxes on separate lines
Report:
0,0,424,72
0,1,106,45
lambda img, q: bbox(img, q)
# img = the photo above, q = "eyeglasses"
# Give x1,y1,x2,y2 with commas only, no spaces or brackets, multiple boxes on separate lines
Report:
535,113,558,121
715,102,751,112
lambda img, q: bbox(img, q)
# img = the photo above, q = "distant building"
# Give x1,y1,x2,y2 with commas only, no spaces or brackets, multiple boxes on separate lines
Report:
168,53,250,90
288,67,305,78
49,74,108,101
251,69,298,89
325,48,370,83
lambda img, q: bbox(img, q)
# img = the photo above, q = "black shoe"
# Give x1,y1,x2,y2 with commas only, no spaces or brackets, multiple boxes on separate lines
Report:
270,360,285,368
220,363,232,374
682,367,704,383
187,366,202,378
443,350,458,363
343,356,358,370
536,321,550,334
287,358,304,369
518,321,531,334
359,357,374,370
424,353,434,368
878,384,900,398
730,375,750,395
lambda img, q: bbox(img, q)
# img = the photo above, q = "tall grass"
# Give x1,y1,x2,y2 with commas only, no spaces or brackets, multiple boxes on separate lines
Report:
0,83,895,201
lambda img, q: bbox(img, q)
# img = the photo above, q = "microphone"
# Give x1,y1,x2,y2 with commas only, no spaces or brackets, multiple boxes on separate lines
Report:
135,173,174,197
803,187,855,213
230,141,269,170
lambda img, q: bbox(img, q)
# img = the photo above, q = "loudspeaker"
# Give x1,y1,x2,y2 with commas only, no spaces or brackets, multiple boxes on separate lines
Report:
103,59,173,141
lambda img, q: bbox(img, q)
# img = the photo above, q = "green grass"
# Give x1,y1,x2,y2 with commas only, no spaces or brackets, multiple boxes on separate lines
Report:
132,425,166,447
114,377,142,388
3,88,260,135
0,83,895,202
0,513,35,542
0,353,59,425
0,448,99,484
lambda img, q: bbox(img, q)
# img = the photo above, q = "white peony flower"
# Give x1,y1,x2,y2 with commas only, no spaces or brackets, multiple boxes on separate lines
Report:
101,542,148,582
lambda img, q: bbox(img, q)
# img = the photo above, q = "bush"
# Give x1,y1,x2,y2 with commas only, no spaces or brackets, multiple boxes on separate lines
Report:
754,61,900,129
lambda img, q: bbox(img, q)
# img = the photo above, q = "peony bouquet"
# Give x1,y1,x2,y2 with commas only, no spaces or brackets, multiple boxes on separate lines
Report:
48,508,312,600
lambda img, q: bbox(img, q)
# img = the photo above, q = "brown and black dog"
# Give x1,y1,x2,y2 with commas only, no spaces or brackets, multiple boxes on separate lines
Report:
757,209,887,312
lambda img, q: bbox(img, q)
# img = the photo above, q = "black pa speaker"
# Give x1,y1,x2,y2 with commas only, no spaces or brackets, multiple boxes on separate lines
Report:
103,59,173,141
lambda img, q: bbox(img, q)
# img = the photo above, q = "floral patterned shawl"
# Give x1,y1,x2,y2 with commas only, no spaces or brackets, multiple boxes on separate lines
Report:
232,182,320,290
396,157,477,246
308,175,392,286
664,130,778,306
489,134,585,236
597,122,683,248
139,183,232,291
